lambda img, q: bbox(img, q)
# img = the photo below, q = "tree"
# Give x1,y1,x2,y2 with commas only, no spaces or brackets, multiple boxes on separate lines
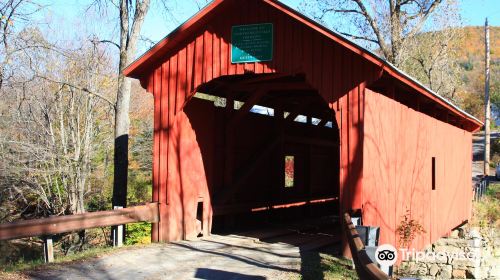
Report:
303,0,453,65
0,0,43,91
302,0,463,99
401,26,464,100
110,0,151,209
0,30,116,220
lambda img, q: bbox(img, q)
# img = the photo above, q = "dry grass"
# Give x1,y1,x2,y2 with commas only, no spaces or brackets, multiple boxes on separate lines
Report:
0,245,130,274
472,182,500,229
0,271,29,280
295,248,359,280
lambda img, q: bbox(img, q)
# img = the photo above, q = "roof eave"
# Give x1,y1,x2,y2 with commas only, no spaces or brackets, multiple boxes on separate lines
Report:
123,0,225,79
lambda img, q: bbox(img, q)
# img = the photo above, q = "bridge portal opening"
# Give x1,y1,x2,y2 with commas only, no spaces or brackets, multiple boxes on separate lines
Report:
183,73,340,234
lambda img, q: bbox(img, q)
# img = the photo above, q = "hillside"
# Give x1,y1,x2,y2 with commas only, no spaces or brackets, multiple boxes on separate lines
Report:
452,26,500,120
457,26,500,62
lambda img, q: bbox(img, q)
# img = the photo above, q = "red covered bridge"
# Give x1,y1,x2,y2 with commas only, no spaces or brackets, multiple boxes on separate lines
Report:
124,0,482,256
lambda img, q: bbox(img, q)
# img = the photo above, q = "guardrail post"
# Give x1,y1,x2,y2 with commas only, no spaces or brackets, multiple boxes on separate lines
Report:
43,236,54,263
473,176,489,202
481,181,484,200
112,206,124,247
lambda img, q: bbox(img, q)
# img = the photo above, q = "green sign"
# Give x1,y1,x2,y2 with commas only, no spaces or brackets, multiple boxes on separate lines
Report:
231,23,273,63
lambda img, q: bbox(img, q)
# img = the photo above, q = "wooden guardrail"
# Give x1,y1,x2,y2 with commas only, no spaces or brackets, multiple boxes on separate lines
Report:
0,202,159,240
343,212,392,280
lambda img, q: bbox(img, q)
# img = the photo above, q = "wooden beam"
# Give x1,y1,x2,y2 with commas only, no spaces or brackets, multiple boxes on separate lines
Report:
228,88,267,127
317,111,334,127
0,203,159,240
285,99,316,123
318,119,328,127
285,111,300,122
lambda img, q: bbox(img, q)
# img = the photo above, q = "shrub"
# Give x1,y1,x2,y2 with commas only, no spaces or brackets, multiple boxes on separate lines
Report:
125,222,151,245
396,209,426,248
459,60,474,71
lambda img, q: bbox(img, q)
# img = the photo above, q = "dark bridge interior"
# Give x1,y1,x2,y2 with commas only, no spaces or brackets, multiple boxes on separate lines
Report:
184,73,340,232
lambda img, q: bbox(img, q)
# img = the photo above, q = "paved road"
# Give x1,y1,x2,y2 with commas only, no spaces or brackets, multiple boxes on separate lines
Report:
472,132,499,181
27,236,299,280
26,222,340,280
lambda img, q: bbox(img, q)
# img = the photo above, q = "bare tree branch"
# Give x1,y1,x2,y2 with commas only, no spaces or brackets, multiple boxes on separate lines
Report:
352,0,391,60
97,39,120,50
36,75,116,108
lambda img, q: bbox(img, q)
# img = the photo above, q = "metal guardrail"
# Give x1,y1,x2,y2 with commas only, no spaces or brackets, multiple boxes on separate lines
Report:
0,202,159,241
473,176,489,201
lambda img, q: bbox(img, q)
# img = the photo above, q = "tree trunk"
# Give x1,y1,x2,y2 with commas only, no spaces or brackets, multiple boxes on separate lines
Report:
111,0,150,210
112,70,132,208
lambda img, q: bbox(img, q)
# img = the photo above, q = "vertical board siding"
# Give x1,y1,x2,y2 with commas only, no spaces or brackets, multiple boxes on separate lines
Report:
213,26,221,79
321,40,333,106
159,62,169,241
204,30,213,82
177,48,187,113
152,67,161,242
312,33,323,88
186,42,195,100
363,88,472,257
141,0,473,249
194,34,204,88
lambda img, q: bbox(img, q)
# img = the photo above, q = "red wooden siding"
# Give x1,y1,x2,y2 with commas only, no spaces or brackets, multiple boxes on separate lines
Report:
140,0,382,242
125,0,479,258
363,88,472,253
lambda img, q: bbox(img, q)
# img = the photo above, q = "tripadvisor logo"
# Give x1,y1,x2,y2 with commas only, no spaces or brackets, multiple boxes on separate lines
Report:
374,244,477,267
375,244,398,266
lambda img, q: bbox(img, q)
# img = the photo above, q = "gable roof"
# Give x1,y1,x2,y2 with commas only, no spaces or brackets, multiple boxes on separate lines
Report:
124,0,482,130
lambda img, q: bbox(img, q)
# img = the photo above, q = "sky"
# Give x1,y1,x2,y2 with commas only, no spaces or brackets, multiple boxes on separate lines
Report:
37,0,500,55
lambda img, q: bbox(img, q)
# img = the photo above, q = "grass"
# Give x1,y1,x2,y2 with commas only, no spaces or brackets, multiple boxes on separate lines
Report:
0,245,134,276
472,181,500,229
297,248,359,280
317,254,358,280
1,222,152,275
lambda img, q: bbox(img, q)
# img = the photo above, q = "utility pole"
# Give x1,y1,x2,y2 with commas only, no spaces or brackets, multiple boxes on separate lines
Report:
484,17,491,176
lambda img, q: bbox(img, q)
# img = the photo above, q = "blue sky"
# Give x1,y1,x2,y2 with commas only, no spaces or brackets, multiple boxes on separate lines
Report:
460,0,500,26
39,0,500,54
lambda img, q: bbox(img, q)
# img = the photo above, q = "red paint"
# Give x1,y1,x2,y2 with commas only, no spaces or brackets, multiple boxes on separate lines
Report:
363,88,473,256
124,0,481,257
